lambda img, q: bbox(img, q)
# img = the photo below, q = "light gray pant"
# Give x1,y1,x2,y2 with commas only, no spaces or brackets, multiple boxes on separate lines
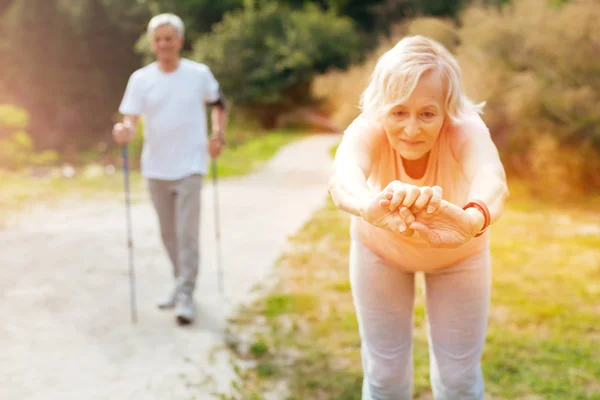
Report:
350,238,491,400
148,174,203,297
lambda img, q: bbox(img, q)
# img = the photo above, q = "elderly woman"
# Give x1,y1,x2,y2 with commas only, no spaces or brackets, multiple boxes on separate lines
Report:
328,35,509,399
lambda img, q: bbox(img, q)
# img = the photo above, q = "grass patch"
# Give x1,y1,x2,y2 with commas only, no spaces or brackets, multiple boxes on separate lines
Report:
0,130,302,226
216,130,301,177
223,190,600,399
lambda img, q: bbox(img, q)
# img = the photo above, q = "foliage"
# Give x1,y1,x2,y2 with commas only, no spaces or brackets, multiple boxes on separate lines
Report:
0,0,478,151
0,0,149,150
457,0,600,192
192,2,361,127
0,105,59,170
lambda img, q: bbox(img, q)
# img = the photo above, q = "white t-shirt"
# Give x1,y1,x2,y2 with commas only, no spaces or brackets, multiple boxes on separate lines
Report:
119,58,221,180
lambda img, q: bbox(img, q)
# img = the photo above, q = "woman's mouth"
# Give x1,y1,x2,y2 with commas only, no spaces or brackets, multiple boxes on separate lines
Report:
400,139,423,146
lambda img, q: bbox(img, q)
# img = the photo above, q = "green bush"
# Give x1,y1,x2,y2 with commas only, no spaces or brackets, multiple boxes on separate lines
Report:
192,2,361,128
0,104,29,132
0,105,59,170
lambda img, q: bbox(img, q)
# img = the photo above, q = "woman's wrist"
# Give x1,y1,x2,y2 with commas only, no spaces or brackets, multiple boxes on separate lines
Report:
462,199,491,237
464,207,485,236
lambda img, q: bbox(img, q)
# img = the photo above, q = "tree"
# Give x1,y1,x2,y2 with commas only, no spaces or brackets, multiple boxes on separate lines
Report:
192,3,361,127
0,0,150,150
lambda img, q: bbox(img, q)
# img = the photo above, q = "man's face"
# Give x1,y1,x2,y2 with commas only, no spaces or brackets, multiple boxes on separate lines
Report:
151,24,184,63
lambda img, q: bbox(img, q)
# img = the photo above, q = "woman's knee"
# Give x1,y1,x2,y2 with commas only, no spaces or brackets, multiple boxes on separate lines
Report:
433,363,484,400
364,355,412,398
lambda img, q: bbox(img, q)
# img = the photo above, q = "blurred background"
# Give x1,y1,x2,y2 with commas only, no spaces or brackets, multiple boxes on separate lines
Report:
1,0,599,200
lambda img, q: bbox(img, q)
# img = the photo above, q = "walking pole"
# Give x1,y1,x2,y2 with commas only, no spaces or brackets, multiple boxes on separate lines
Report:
122,145,138,323
211,158,224,296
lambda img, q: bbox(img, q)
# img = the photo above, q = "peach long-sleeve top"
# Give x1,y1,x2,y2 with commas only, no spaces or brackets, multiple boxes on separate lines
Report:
347,113,490,271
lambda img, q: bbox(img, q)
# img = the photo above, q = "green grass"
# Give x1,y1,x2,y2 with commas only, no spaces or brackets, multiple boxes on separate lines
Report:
215,130,301,177
223,190,600,399
0,130,302,227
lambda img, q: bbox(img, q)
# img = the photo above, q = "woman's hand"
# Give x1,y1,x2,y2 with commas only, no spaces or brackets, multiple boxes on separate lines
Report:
379,181,443,214
361,183,415,235
409,200,483,248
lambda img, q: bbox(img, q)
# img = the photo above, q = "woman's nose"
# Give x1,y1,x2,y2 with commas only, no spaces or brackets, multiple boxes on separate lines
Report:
404,120,420,137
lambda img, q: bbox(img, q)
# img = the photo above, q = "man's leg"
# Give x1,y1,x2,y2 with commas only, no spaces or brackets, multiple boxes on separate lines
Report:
350,238,416,400
147,178,179,308
173,173,203,323
424,249,492,400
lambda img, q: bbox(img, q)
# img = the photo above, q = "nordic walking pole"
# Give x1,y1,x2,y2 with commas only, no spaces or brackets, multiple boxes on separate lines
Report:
211,158,224,296
122,145,138,323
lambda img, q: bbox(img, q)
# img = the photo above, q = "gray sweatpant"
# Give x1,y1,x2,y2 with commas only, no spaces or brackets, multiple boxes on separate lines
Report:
350,238,491,400
148,174,203,297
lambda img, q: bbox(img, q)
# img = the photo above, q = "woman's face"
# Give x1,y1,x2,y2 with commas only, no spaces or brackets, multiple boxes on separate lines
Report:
380,70,446,161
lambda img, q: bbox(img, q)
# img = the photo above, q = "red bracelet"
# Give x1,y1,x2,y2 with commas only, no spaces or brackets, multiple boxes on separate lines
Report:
462,199,491,237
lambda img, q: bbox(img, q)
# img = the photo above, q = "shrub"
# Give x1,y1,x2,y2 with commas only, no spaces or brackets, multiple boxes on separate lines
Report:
458,0,600,193
0,104,59,170
192,2,361,128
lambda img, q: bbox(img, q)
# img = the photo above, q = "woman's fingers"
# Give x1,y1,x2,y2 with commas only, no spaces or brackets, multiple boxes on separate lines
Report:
394,212,406,232
389,182,406,210
399,206,414,225
402,185,421,208
379,199,391,208
427,186,443,213
412,186,433,213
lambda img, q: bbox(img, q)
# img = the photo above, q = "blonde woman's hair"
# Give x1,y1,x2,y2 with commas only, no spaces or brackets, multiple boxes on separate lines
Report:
359,35,484,122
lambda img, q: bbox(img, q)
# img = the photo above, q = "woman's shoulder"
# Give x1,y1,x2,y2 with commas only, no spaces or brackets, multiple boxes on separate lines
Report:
447,112,491,158
344,113,385,142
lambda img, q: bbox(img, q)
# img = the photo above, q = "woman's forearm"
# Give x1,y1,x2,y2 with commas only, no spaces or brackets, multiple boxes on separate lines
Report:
328,165,373,217
467,164,509,225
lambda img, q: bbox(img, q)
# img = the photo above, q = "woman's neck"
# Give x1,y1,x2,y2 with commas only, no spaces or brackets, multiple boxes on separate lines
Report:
402,152,430,180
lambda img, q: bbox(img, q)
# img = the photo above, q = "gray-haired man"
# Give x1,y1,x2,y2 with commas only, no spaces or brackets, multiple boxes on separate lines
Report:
113,13,228,325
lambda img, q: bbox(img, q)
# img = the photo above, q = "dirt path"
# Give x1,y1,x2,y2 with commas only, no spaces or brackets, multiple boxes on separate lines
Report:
0,133,341,400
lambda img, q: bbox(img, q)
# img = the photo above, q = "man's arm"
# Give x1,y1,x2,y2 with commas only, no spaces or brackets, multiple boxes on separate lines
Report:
113,115,140,144
206,88,228,142
123,115,140,138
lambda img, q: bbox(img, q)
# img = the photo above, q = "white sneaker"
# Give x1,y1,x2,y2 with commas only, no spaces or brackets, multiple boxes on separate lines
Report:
156,289,177,310
175,293,196,325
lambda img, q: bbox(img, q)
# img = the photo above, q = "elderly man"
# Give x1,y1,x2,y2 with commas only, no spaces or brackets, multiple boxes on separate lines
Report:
113,13,228,325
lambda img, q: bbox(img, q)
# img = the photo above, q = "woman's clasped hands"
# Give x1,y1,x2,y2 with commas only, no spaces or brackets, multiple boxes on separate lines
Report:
361,181,483,248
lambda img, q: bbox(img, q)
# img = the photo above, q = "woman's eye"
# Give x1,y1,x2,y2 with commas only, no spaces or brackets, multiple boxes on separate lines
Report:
421,112,435,118
393,110,407,117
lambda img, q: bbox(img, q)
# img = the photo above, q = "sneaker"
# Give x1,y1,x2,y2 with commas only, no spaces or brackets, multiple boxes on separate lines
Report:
157,288,177,310
175,293,196,325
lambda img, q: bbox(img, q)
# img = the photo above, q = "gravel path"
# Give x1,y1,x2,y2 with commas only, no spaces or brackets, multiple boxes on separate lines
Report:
0,133,341,399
